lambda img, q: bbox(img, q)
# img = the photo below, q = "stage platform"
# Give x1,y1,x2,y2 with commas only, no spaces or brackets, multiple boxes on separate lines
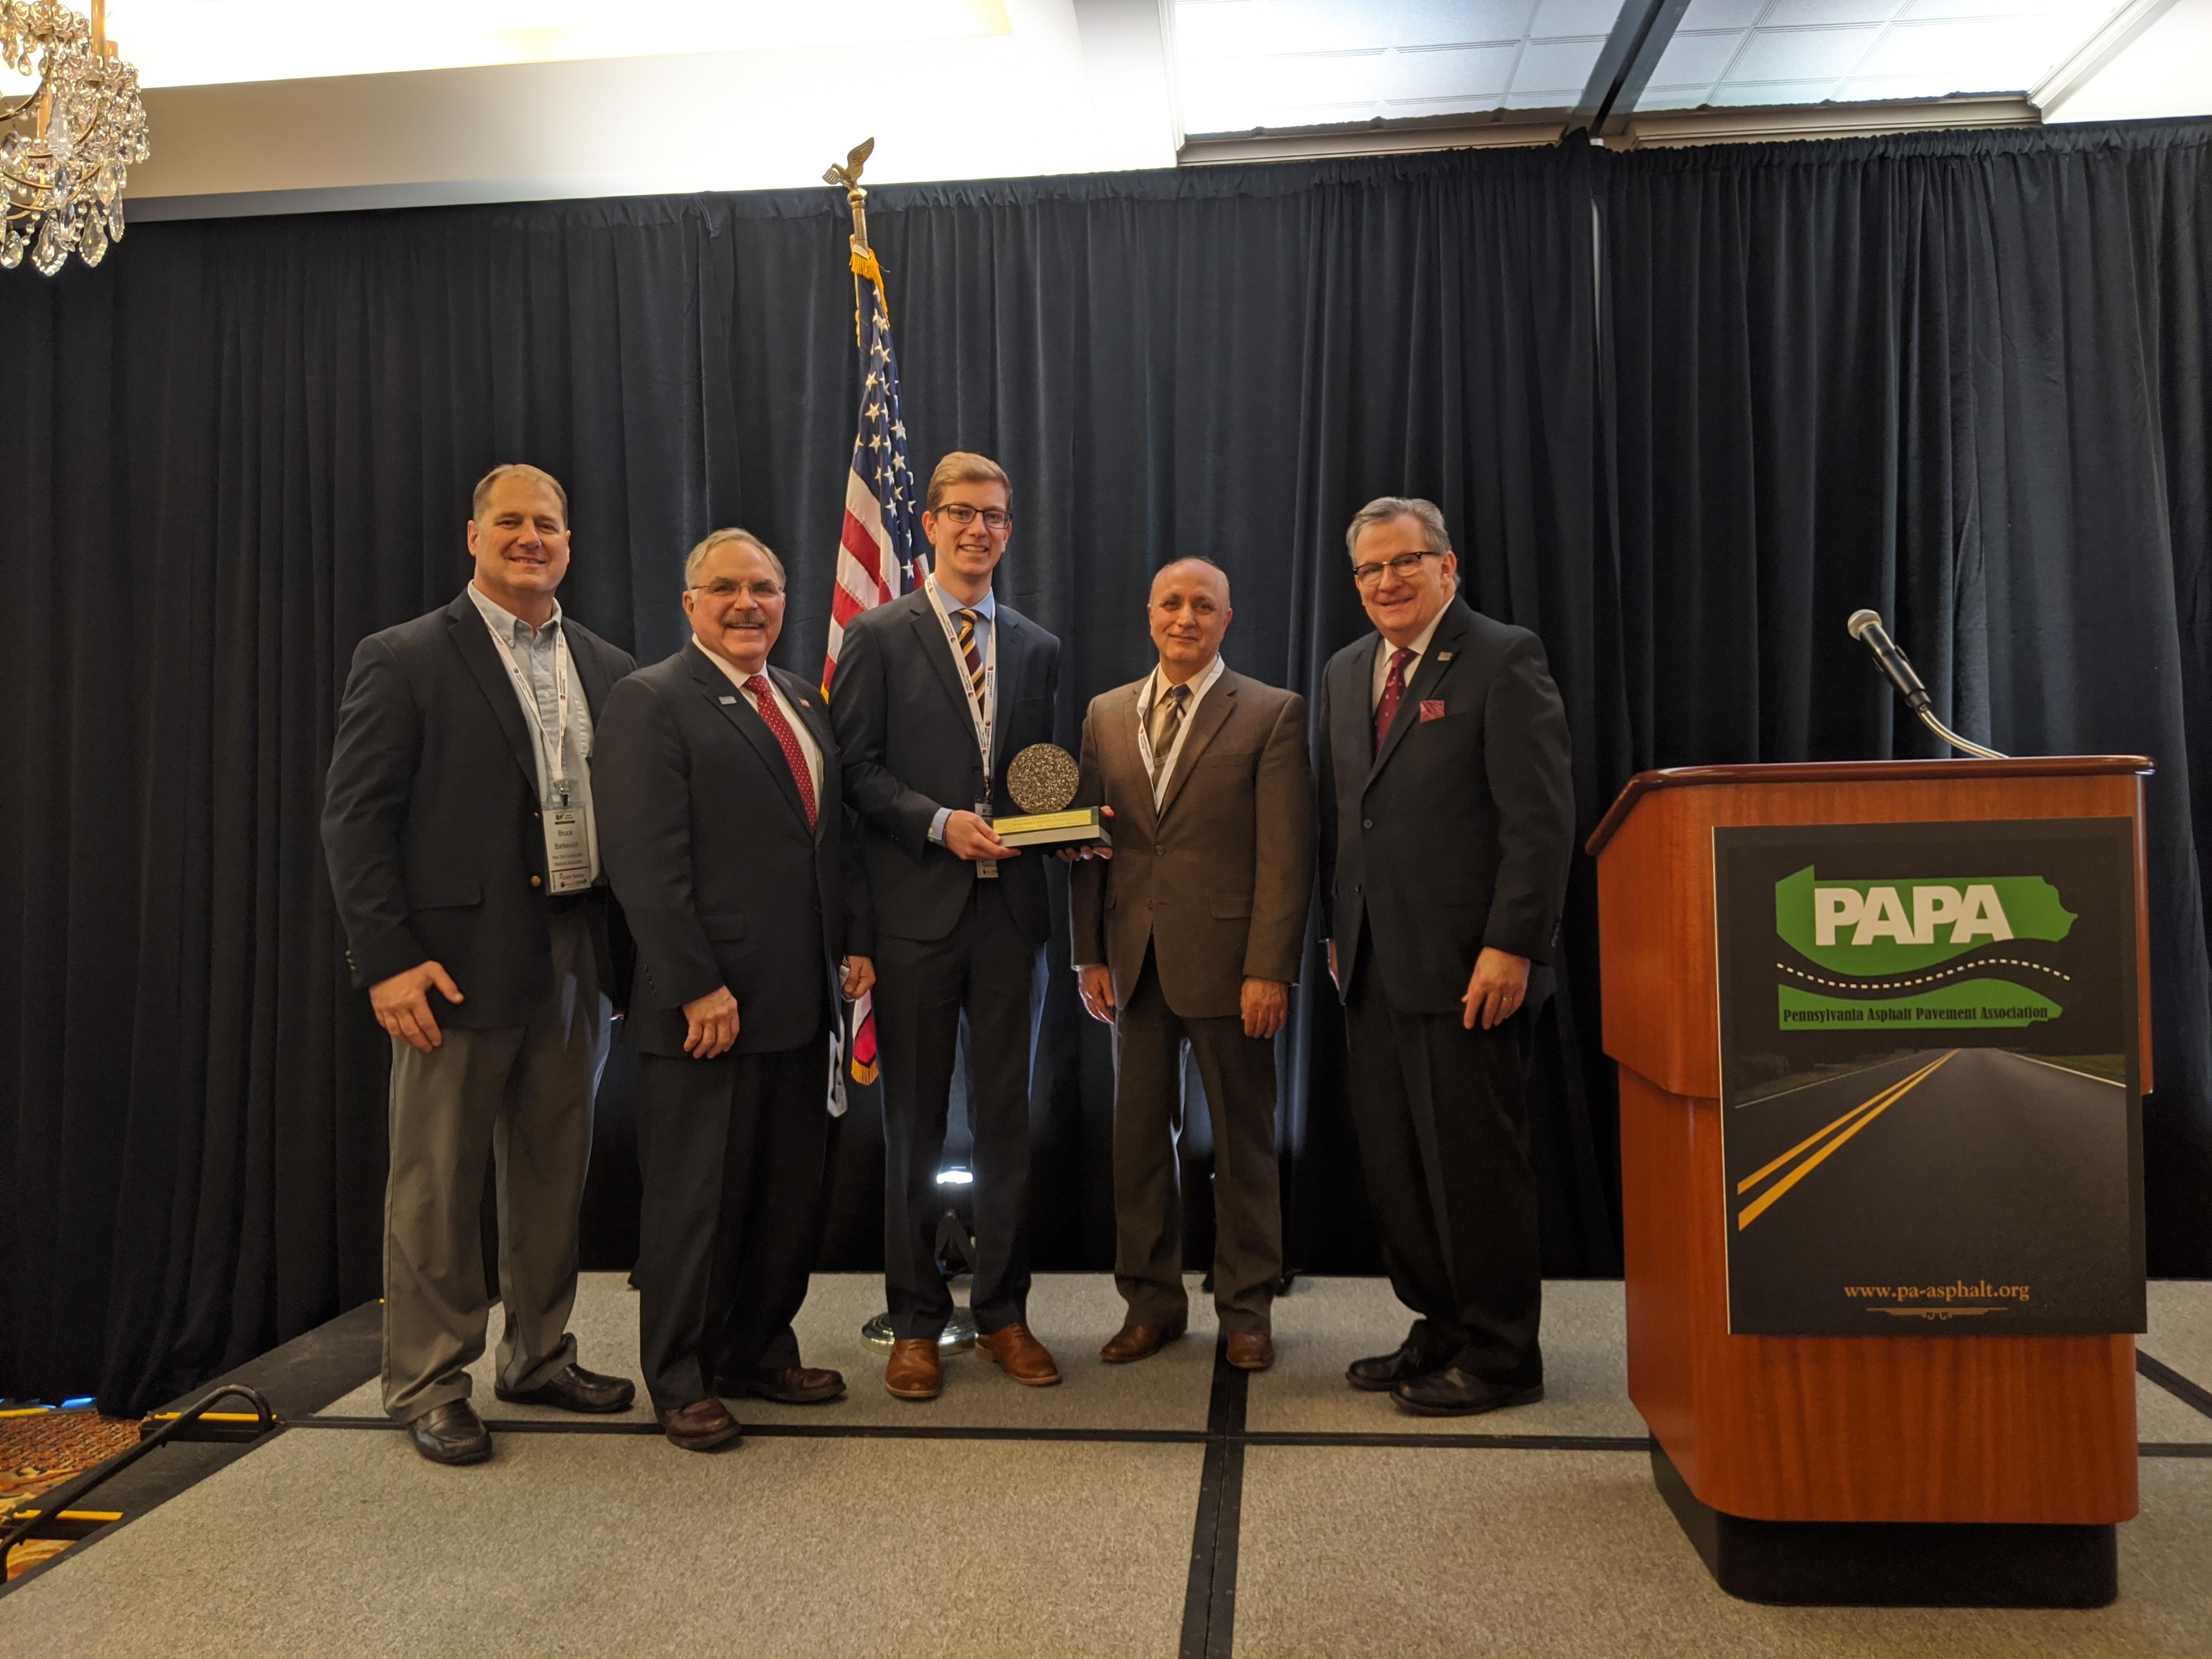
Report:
4,1274,2210,1656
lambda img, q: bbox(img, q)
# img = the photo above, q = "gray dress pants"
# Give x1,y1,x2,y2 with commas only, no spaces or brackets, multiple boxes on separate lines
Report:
1112,949,1283,1334
381,906,610,1422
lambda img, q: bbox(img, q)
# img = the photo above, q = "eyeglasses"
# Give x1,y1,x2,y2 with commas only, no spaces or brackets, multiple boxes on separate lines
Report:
689,579,785,601
932,503,1013,531
1350,550,1441,588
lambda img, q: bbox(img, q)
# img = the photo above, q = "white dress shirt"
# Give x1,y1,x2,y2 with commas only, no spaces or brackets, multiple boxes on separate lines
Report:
467,581,601,884
1137,652,1228,809
1370,608,1448,709
702,647,823,801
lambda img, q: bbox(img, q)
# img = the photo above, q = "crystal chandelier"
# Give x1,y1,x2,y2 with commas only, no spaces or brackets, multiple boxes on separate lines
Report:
1,1,149,274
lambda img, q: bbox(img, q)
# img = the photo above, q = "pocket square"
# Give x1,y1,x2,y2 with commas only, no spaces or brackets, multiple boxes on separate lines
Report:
1418,699,1446,722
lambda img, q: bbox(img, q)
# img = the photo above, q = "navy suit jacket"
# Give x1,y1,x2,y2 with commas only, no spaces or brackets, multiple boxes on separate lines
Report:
321,589,635,1030
594,641,871,1058
827,586,1060,946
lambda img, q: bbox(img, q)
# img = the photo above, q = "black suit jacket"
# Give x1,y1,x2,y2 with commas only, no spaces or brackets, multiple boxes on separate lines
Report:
321,589,636,1031
827,586,1060,945
594,642,872,1058
1317,596,1575,1014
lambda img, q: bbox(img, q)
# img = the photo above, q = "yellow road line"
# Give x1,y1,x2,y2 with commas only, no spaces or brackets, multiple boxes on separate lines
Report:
1734,1053,1953,1197
1735,1050,1957,1231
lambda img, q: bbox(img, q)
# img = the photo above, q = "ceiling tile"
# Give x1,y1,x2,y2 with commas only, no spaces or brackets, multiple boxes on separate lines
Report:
1651,30,1750,81
1390,42,1527,94
1634,82,1716,107
1725,22,1884,76
1511,36,1610,86
1679,0,1773,27
1761,0,1902,23
1531,0,1628,36
1175,0,1542,55
1853,13,2072,78
1707,73,1843,99
1895,0,2025,16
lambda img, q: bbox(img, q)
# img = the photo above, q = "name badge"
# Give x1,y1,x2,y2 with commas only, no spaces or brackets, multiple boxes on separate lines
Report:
544,803,592,894
974,797,1000,881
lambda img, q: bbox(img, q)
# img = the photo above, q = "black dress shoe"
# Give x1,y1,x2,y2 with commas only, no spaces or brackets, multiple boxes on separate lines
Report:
408,1400,492,1465
494,1363,636,1414
1345,1341,1444,1392
1390,1365,1545,1417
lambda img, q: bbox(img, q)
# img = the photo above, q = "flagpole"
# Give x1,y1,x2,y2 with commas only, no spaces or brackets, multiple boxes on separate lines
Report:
822,137,879,346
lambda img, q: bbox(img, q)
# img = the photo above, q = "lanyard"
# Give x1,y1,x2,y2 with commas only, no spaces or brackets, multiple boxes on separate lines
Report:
925,574,998,787
484,609,574,804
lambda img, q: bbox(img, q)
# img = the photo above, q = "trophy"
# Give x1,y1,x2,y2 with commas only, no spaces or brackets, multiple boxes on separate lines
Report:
994,744,1111,849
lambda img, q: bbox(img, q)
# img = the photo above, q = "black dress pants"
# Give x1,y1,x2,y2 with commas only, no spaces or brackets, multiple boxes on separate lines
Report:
1342,947,1542,1382
635,1034,833,1413
872,879,1045,1341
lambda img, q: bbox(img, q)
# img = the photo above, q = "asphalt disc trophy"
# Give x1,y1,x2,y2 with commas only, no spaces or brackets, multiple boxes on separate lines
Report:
993,744,1111,849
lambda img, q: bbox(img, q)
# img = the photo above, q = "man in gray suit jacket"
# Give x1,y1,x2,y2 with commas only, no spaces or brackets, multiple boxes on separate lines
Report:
1069,558,1313,1372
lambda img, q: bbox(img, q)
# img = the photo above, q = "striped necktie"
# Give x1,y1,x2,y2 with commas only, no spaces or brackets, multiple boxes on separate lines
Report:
954,608,987,714
1149,682,1190,785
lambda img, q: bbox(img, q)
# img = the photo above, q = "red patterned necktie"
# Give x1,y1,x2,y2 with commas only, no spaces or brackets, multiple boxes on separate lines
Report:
744,674,818,828
1374,646,1415,749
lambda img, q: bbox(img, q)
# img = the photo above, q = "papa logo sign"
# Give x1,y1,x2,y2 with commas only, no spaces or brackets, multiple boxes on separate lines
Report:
1771,867,2076,1029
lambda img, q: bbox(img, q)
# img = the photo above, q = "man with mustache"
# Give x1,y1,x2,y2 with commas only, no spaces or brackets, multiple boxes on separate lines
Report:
828,452,1062,1402
1066,558,1313,1372
1316,496,1574,1417
323,464,638,1465
595,528,874,1451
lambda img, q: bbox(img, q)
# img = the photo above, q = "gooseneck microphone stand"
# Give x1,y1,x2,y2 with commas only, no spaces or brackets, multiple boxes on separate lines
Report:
1846,609,2010,760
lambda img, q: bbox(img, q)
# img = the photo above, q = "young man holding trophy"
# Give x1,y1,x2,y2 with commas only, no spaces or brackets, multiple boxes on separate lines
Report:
828,452,1068,1402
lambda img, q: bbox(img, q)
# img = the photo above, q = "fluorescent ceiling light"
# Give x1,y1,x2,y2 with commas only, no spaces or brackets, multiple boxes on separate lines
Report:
101,1,1011,89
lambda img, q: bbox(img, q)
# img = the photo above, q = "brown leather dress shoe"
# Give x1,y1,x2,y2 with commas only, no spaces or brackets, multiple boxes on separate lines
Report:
884,1338,942,1401
975,1322,1062,1386
1224,1331,1276,1372
743,1366,847,1405
1099,1317,1187,1364
657,1397,742,1452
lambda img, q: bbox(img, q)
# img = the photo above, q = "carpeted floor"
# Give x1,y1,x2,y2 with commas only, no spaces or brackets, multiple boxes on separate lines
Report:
2,1409,140,1582
2,1274,2208,1657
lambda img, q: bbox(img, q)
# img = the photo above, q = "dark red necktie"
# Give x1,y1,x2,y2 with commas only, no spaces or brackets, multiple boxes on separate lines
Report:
1374,646,1415,749
745,673,818,828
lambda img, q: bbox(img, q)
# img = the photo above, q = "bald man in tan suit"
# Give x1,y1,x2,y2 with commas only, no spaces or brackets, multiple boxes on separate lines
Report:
1067,558,1314,1370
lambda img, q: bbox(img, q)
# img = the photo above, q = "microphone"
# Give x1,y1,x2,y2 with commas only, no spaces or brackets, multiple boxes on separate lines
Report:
1846,609,1931,713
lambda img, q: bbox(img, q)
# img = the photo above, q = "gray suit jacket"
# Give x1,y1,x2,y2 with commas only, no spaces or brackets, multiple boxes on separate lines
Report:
1069,667,1314,1020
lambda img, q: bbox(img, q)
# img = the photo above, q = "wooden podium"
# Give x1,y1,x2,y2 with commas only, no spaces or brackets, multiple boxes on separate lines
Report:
1587,757,2153,1607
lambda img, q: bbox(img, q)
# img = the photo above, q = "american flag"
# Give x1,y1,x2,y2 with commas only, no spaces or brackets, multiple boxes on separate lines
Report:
823,249,922,1086
823,256,923,690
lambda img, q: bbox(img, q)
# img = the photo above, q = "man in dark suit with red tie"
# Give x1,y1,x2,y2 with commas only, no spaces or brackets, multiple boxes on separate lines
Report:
595,528,874,1451
1316,496,1575,1417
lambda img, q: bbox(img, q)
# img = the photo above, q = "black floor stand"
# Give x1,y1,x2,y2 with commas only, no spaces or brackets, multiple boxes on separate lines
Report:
1650,1442,2118,1608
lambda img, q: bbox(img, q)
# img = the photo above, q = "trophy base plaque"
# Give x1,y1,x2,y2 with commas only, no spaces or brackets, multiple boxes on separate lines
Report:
995,806,1110,849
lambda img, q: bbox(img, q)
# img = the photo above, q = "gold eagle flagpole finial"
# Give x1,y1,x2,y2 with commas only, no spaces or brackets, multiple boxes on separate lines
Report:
823,138,879,342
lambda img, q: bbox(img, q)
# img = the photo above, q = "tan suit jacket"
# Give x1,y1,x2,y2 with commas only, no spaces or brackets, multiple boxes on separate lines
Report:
1069,665,1314,1020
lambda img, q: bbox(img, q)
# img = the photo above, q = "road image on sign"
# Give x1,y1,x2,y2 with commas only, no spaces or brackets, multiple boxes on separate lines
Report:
1713,819,2144,1337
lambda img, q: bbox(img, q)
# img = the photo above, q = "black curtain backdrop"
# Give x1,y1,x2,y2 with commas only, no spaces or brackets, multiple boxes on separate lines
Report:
2,125,2206,1413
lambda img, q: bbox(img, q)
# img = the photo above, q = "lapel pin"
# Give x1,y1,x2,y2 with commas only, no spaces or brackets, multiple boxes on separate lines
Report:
718,695,737,706
1437,651,1455,663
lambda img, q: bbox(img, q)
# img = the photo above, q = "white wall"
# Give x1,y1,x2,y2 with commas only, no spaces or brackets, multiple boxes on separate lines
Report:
125,0,1177,217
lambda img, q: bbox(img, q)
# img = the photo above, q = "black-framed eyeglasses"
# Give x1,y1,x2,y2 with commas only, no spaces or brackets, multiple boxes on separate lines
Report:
689,579,785,601
1350,550,1441,588
932,503,1013,531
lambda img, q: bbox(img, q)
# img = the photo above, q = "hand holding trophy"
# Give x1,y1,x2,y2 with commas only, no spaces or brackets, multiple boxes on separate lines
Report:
994,744,1111,850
